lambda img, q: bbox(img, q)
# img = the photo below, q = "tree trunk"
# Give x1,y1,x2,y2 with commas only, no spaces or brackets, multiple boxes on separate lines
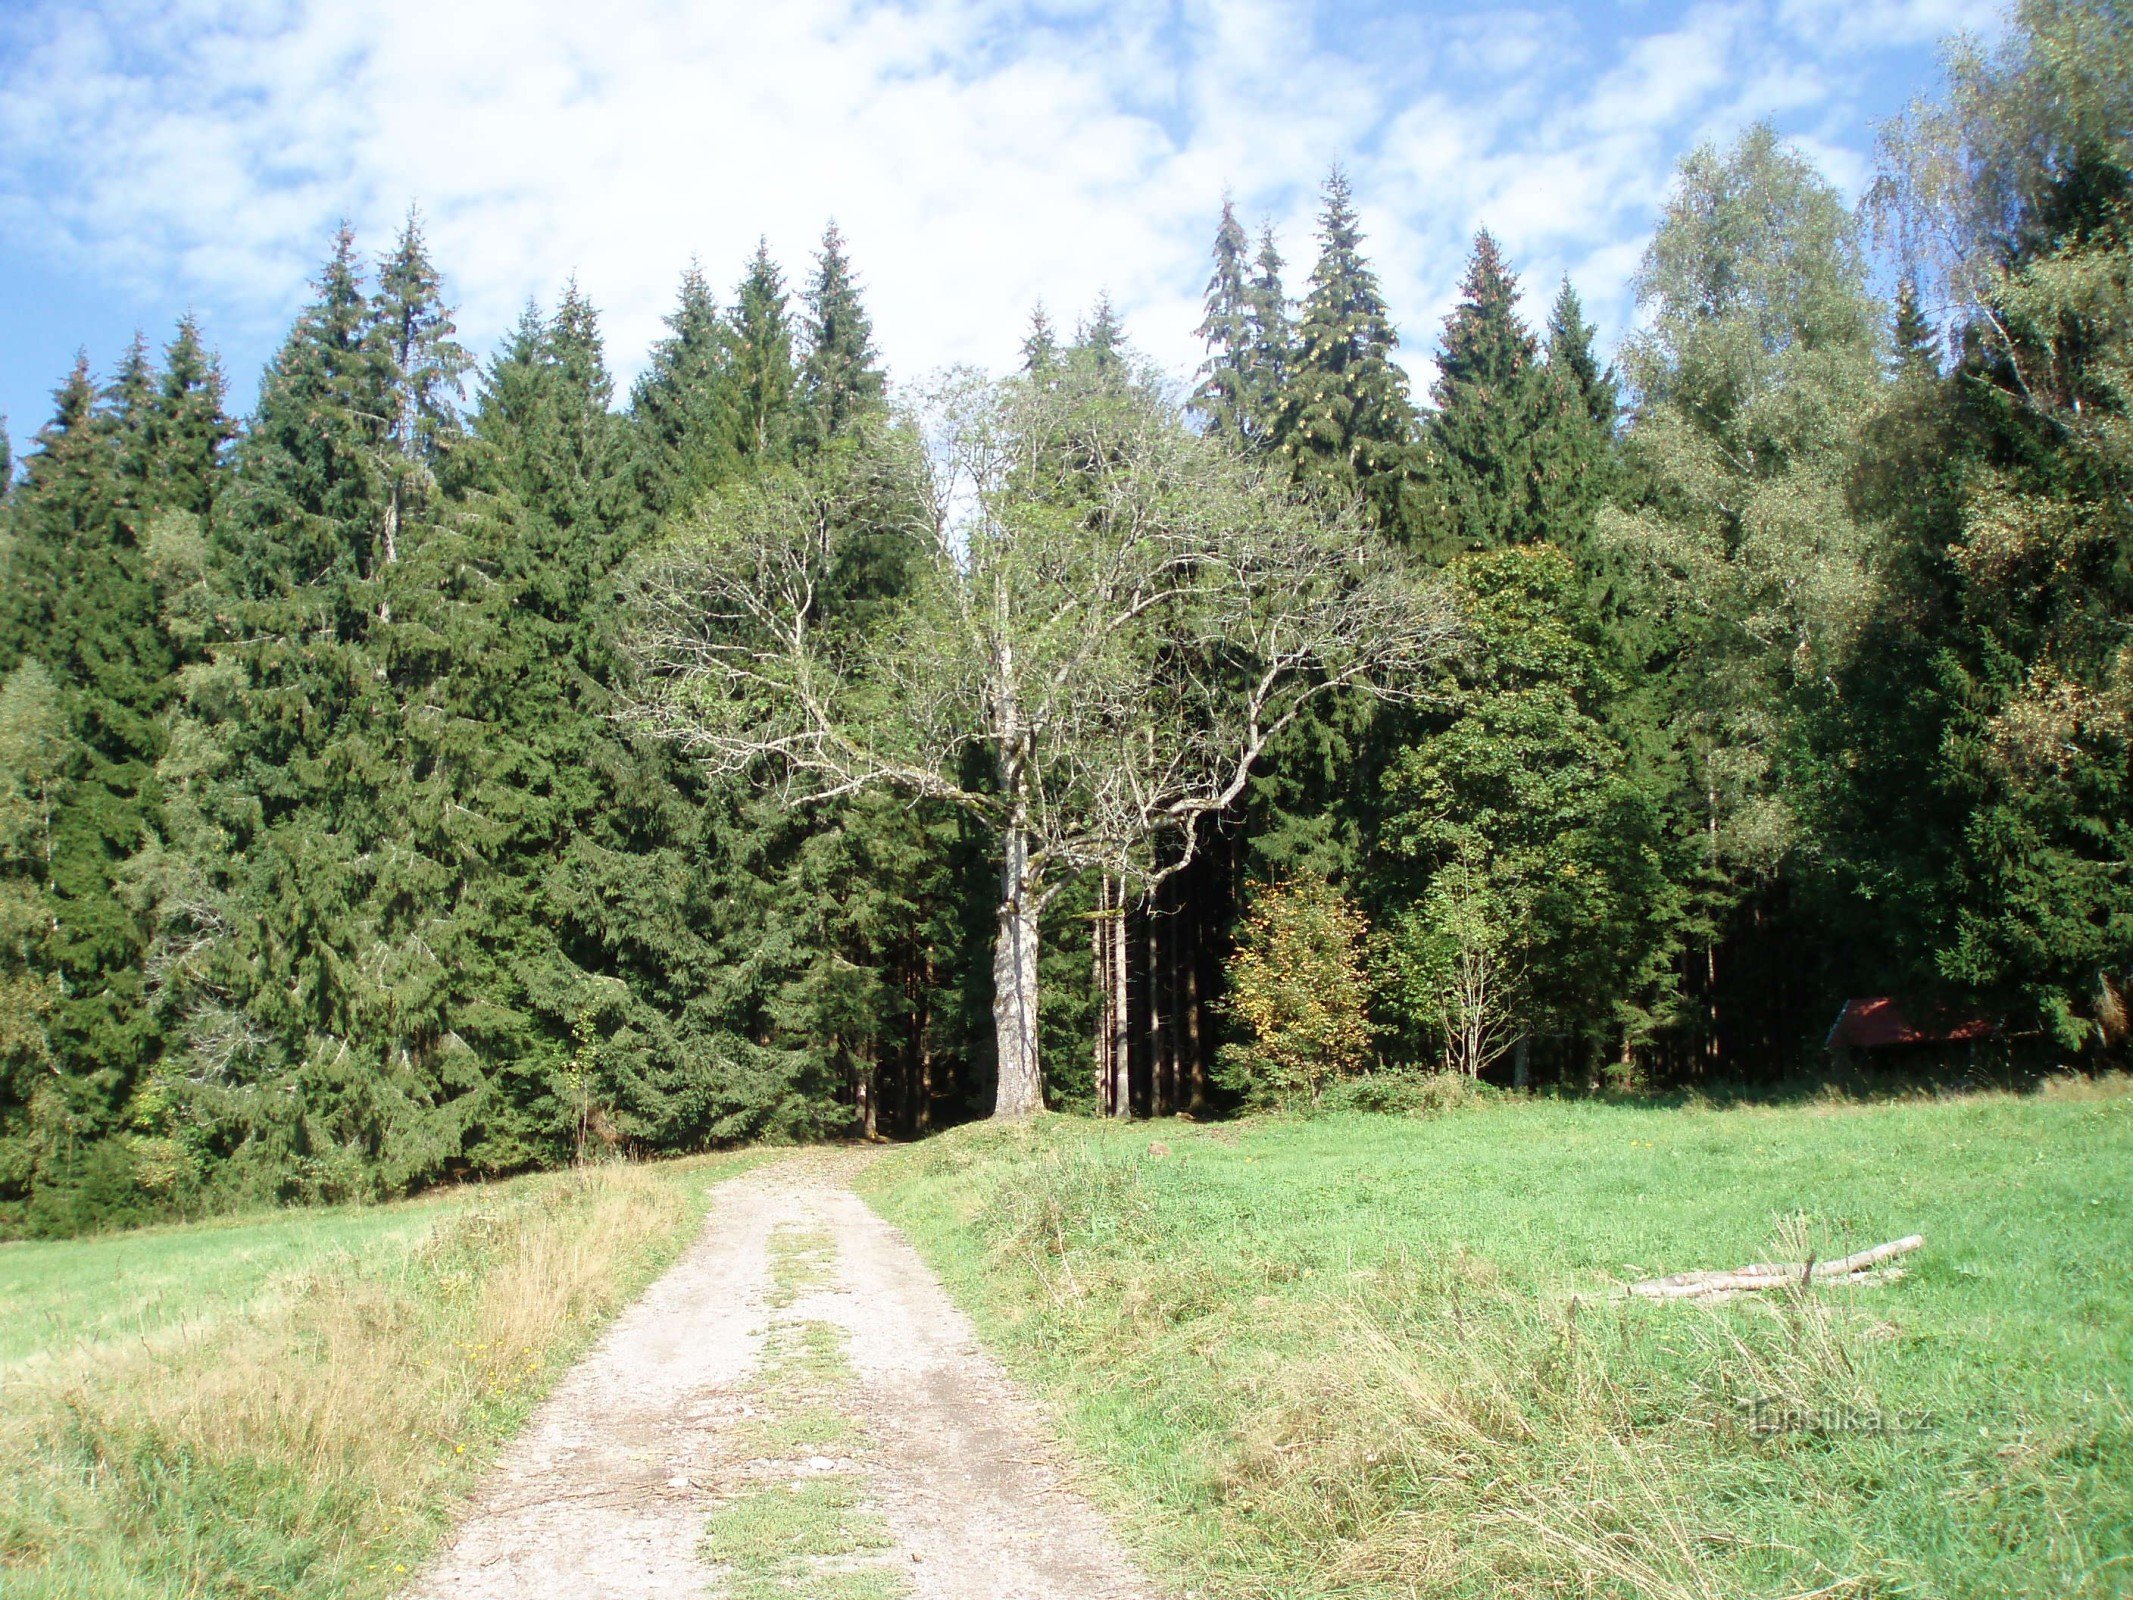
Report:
1146,899,1165,1116
1185,903,1207,1114
1094,877,1113,1114
1513,1034,1530,1091
991,823,1044,1118
917,947,935,1134
1110,892,1131,1117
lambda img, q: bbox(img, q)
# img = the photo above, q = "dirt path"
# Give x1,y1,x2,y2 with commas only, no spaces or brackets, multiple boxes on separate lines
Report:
404,1152,1159,1600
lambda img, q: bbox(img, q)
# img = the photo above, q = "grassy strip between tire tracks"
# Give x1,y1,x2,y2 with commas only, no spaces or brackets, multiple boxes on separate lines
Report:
0,1151,759,1599
863,1083,2133,1600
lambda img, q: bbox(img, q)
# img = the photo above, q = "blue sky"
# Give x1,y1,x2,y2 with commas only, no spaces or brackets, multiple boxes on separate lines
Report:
0,0,1999,451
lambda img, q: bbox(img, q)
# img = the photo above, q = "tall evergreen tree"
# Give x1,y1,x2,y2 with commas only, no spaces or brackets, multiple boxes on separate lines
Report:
730,240,795,461
1276,169,1419,536
447,287,757,1161
1020,303,1061,378
1191,197,1254,445
1535,278,1620,556
1245,221,1294,443
372,212,470,581
139,225,481,1203
631,264,736,515
0,320,232,1230
105,334,158,509
1419,231,1547,556
148,316,234,518
797,222,886,448
1074,292,1128,378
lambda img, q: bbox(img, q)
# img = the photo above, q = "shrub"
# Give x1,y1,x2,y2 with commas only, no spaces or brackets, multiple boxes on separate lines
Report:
1315,1067,1491,1117
1216,874,1373,1108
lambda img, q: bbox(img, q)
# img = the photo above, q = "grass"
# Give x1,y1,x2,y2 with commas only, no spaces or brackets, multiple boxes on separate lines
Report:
0,1151,758,1599
863,1079,2133,1600
0,1176,549,1368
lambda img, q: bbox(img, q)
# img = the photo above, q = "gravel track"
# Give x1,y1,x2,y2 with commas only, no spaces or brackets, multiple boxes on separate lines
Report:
403,1151,1158,1600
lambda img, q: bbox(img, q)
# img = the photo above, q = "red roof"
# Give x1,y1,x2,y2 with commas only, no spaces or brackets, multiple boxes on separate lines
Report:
1826,997,1997,1051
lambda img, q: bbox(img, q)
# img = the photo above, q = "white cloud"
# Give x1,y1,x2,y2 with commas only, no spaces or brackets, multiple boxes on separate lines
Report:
0,0,1975,408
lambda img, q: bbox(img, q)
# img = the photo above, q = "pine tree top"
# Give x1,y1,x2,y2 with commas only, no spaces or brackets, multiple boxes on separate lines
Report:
1075,293,1128,377
34,355,99,458
1021,303,1060,376
1543,276,1617,434
1294,168,1403,375
1892,277,1940,380
1276,168,1416,521
1191,196,1255,442
798,220,885,442
374,211,471,466
552,277,613,411
1433,230,1534,405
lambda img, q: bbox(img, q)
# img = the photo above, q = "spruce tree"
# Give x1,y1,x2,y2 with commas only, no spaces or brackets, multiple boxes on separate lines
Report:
449,288,741,1161
1275,169,1419,536
1420,230,1546,556
148,316,233,517
631,264,736,515
0,338,215,1230
1190,197,1254,444
1020,303,1060,377
730,240,795,461
1074,293,1128,378
1546,279,1617,434
372,212,470,580
1533,276,1622,560
1535,278,1626,593
796,222,885,448
105,334,158,509
1892,278,1940,380
1243,221,1295,450
141,226,479,1202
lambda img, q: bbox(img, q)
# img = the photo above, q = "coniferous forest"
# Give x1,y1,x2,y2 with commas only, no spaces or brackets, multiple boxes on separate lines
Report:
1,0,2126,1235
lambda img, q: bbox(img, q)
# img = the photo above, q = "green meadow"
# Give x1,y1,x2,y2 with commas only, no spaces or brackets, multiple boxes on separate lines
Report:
0,1154,755,1600
866,1082,2133,1599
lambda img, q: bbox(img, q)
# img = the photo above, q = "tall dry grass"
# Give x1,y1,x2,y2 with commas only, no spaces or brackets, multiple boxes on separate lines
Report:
0,1159,716,1600
965,1139,1887,1600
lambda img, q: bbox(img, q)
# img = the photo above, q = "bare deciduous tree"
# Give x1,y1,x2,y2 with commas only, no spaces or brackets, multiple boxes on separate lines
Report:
626,367,1455,1118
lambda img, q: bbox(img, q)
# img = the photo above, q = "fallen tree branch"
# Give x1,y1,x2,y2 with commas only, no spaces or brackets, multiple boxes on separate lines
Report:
1624,1235,1922,1302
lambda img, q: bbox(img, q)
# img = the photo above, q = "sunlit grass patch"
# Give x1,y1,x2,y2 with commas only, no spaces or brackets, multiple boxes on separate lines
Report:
0,1152,756,1600
702,1478,907,1600
866,1090,2133,1599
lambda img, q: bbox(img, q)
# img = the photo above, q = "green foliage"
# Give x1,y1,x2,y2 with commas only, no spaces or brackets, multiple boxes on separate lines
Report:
4,5,2129,1217
0,315,234,1232
1215,873,1374,1107
1374,548,1684,1072
1311,1064,1488,1117
1190,196,1255,445
1274,168,1420,536
630,264,738,515
1601,123,1887,939
796,222,885,449
731,240,796,460
1856,0,2133,1047
1417,231,1548,556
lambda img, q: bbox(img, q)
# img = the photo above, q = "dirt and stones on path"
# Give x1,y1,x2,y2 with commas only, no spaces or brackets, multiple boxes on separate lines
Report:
403,1151,1159,1600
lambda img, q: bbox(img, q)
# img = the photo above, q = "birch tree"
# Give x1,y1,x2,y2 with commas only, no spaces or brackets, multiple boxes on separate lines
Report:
626,363,1454,1117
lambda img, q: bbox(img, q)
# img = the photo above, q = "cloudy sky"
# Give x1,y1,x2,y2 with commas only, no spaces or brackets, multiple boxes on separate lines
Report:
0,0,1999,445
